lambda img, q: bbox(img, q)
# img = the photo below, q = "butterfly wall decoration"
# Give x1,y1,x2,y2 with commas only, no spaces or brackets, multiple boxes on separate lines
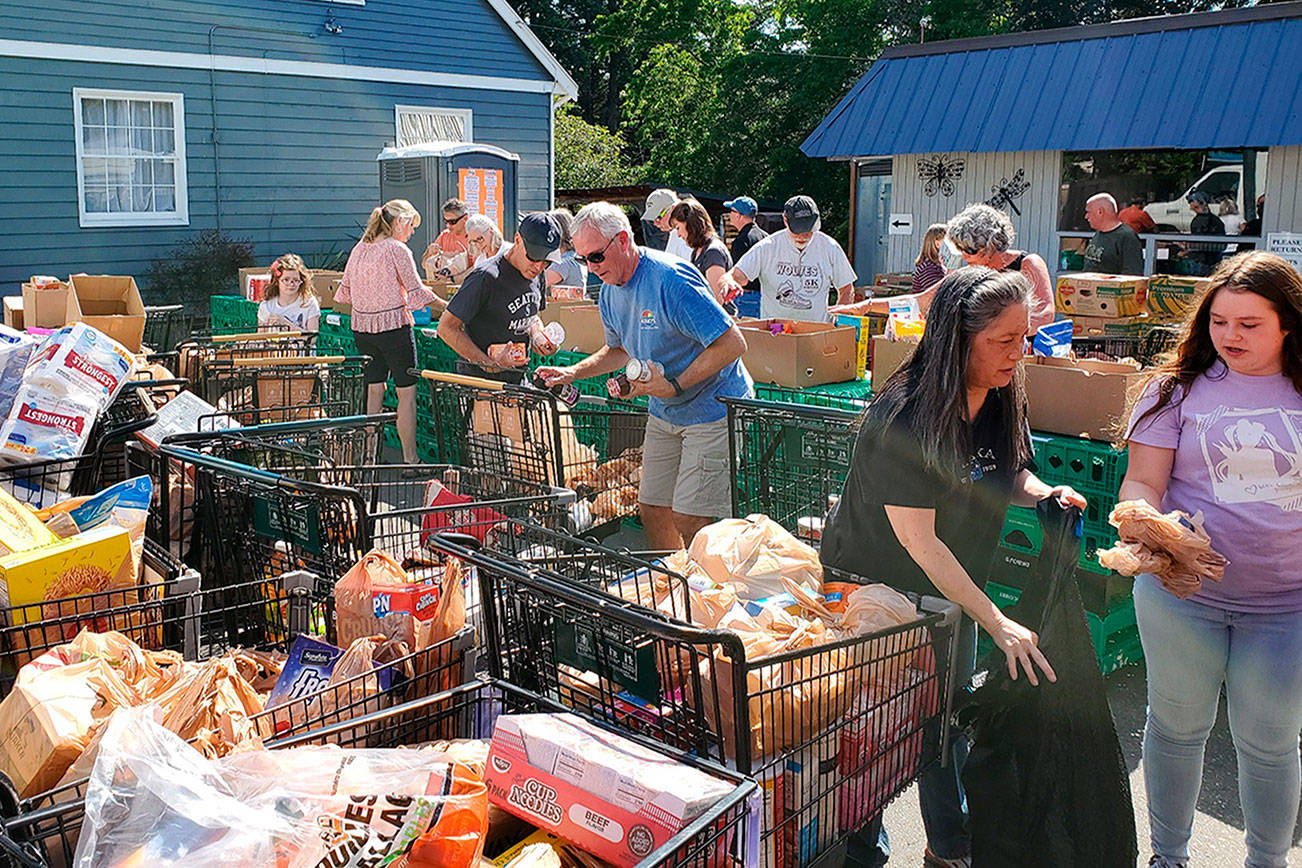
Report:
917,153,965,197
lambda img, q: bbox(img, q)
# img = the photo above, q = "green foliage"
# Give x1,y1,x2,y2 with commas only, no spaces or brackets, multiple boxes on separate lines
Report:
555,103,640,188
145,230,255,312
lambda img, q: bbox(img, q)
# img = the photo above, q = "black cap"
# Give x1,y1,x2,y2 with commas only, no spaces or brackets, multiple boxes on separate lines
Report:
784,195,820,234
518,213,563,263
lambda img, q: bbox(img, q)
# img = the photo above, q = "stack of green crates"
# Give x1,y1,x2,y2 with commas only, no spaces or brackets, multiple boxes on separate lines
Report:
316,311,358,356
209,295,259,335
981,434,1142,673
752,377,872,412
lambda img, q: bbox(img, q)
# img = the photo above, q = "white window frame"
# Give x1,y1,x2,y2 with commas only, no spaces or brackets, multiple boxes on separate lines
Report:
394,105,473,146
73,87,189,228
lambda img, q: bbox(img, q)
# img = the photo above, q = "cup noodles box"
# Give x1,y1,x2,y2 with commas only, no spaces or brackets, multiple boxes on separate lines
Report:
1147,275,1211,321
1054,273,1148,318
484,713,734,867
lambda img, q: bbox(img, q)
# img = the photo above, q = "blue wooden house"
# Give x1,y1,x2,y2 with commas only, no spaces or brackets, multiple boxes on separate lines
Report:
0,0,577,292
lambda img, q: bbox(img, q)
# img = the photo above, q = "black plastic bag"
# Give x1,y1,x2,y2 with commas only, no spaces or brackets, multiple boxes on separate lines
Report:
957,498,1137,867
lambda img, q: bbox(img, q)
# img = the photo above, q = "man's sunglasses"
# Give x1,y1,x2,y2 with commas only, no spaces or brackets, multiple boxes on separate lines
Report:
445,214,467,225
575,234,618,265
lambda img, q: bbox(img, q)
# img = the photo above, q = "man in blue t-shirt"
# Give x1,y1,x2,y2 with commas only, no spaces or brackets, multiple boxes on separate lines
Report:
536,202,753,549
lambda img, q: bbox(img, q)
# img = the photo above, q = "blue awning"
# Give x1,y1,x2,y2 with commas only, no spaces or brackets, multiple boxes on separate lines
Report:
803,3,1302,158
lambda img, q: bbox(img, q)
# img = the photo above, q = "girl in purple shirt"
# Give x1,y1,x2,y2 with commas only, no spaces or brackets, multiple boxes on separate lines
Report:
1120,251,1302,868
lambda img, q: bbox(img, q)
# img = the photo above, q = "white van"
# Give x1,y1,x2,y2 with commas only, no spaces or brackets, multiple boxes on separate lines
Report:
1144,155,1267,233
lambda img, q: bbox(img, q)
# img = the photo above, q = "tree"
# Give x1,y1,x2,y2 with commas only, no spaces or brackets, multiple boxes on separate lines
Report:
554,103,640,189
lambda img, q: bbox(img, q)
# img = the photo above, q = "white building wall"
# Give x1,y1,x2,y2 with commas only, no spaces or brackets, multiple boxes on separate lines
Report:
1263,145,1302,237
885,150,1063,274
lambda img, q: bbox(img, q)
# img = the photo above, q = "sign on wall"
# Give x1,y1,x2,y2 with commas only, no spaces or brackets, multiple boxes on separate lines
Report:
459,168,505,233
1267,233,1302,273
889,213,914,235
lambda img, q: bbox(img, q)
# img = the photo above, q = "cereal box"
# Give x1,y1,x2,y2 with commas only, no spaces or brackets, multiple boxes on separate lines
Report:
1054,273,1148,318
0,525,133,625
484,713,734,868
0,484,56,556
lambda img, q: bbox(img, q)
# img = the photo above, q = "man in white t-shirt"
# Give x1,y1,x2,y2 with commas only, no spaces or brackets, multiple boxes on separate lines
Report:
728,195,856,322
644,188,693,261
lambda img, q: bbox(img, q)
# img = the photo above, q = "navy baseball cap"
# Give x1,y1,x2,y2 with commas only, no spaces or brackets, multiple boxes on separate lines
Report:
518,213,563,263
784,195,820,234
724,196,758,217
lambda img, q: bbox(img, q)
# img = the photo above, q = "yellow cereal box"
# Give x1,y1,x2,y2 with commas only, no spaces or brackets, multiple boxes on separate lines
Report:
0,525,133,625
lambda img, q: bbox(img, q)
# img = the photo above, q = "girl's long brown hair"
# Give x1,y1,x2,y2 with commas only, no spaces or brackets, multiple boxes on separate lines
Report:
1127,251,1302,436
265,253,317,305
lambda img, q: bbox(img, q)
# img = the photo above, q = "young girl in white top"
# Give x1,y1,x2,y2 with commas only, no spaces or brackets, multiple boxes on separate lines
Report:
258,253,321,331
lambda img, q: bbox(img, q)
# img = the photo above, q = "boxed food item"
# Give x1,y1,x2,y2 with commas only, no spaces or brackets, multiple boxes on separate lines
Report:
1022,356,1146,441
869,335,918,386
3,296,22,331
1054,273,1148,318
835,313,887,379
739,319,857,388
1147,275,1210,321
21,277,78,330
0,484,58,555
549,285,587,301
1070,314,1154,339
237,267,272,302
68,275,147,352
539,302,605,354
135,389,231,447
483,712,733,868
0,524,134,625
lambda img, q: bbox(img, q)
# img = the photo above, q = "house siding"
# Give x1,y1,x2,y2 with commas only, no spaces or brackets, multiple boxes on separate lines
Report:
0,57,551,290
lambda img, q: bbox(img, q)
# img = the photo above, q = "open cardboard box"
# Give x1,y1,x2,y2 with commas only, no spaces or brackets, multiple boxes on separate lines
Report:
3,297,22,331
68,275,146,351
870,335,919,386
1022,355,1146,441
21,280,77,330
739,319,857,388
539,300,606,354
237,267,272,302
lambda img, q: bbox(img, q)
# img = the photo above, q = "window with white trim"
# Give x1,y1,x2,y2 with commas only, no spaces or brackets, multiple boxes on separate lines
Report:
73,88,189,227
395,105,472,147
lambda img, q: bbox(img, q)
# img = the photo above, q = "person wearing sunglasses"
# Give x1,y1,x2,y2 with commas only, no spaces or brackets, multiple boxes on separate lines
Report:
465,214,504,264
536,202,753,550
438,212,564,383
421,197,473,283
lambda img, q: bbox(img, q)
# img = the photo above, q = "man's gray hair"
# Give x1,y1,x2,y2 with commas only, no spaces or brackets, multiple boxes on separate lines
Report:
947,203,1016,254
573,201,633,240
1086,192,1119,213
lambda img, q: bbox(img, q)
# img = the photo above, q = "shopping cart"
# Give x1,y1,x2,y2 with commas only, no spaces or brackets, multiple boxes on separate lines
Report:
129,416,573,640
140,304,191,352
171,331,318,390
0,575,476,868
724,397,859,544
431,524,960,867
192,354,369,424
0,676,752,868
416,369,648,536
1071,324,1181,365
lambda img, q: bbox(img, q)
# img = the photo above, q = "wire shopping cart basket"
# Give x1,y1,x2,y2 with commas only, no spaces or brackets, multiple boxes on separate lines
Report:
416,369,648,537
193,354,370,424
0,677,753,868
172,330,318,389
724,397,859,544
430,523,961,867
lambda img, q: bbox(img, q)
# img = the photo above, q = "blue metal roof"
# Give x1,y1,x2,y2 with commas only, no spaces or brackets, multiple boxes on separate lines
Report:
803,3,1302,158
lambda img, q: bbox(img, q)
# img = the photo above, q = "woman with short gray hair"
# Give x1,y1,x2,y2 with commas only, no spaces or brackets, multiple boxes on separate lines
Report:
947,203,1054,329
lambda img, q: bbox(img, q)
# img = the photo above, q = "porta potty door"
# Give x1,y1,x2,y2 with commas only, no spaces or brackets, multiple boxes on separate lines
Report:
442,148,519,240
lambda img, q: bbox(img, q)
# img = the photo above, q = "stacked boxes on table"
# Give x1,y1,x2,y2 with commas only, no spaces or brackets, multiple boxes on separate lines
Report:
982,433,1142,673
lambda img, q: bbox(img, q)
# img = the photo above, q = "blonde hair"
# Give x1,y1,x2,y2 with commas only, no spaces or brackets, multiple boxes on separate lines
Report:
266,253,317,305
916,223,948,266
362,199,421,243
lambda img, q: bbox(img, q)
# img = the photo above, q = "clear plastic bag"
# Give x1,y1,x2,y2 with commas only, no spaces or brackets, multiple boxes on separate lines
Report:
76,706,490,868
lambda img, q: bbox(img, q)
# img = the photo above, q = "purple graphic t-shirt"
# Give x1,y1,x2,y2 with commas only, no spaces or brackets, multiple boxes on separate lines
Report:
1127,361,1302,612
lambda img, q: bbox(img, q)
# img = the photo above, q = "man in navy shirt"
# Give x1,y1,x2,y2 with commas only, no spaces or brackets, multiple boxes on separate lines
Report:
537,202,753,549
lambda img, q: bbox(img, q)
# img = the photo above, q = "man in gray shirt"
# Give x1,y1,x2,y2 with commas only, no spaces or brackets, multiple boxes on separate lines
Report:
1083,193,1144,274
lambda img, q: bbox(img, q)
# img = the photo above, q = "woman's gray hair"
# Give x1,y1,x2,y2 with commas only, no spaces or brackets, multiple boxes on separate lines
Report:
466,214,501,243
573,201,633,241
947,203,1016,254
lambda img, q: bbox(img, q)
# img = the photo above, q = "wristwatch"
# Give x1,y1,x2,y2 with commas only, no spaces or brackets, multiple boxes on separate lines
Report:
668,376,684,397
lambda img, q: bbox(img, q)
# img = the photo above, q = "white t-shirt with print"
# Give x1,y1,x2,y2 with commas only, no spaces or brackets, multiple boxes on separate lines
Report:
258,295,321,329
734,230,857,322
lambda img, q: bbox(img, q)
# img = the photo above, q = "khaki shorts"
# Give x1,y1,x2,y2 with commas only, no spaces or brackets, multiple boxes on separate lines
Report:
638,414,733,519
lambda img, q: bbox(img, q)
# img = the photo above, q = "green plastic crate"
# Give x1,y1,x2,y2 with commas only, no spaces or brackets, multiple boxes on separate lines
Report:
414,327,461,373
976,581,1141,673
999,506,1043,555
382,423,402,453
1032,433,1129,496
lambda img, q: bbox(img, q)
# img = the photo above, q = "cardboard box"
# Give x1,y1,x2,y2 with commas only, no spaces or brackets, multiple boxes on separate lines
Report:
836,313,888,379
1022,356,1145,441
310,270,344,311
869,335,918,386
237,267,272,302
1070,314,1154,339
739,319,857,388
1054,273,1148,318
2,297,21,331
483,712,733,868
67,275,146,352
21,281,77,330
539,301,606,354
1147,275,1210,321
